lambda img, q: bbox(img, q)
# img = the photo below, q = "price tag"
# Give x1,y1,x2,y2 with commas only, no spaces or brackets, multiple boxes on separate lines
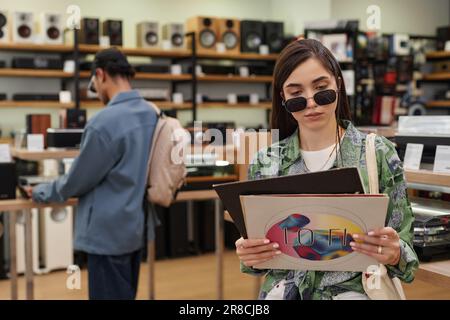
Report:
250,93,260,105
216,42,226,53
0,144,12,163
171,64,182,75
172,93,184,104
99,36,110,47
59,91,72,104
259,45,269,55
239,66,249,77
227,93,237,105
63,60,75,73
403,143,423,170
433,145,450,173
162,40,172,50
27,134,44,151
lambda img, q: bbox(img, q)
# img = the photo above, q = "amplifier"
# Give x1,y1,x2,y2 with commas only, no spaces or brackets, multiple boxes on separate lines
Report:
12,57,63,69
0,60,5,68
14,93,59,101
191,64,237,75
46,128,83,149
0,163,17,200
0,93,6,100
79,61,93,71
248,65,274,76
133,64,170,74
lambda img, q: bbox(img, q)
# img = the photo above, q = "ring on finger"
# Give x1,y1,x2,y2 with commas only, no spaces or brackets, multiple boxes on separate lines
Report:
377,246,382,254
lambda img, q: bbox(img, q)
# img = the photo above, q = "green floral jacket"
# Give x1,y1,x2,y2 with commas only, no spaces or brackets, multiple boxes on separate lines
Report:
242,121,419,300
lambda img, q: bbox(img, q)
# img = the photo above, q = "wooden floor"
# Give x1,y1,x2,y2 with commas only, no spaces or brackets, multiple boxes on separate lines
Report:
0,250,448,300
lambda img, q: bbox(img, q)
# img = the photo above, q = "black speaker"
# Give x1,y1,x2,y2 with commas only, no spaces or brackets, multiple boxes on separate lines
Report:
240,20,264,53
166,202,190,258
437,26,450,50
264,22,284,53
103,20,123,46
0,11,8,43
78,18,99,45
0,163,17,200
59,108,87,129
0,213,7,279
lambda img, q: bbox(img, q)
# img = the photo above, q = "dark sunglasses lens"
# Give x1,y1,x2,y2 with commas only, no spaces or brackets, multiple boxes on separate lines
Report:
285,96,307,113
314,89,337,106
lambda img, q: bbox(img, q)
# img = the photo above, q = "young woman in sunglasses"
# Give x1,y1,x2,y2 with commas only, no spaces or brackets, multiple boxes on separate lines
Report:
235,39,418,300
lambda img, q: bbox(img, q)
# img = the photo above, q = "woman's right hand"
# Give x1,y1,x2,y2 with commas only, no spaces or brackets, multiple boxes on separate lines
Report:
235,237,281,267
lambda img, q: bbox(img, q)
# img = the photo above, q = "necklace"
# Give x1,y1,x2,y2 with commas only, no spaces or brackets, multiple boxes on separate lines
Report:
302,143,338,172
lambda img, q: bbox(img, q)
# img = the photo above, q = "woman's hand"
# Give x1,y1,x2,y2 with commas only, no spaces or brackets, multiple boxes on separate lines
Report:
350,227,401,266
235,237,281,268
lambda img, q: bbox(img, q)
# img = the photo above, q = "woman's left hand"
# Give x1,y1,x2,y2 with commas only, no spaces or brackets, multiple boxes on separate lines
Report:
350,227,401,266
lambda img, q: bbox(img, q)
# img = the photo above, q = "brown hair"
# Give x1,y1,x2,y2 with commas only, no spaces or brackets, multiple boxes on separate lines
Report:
271,39,352,141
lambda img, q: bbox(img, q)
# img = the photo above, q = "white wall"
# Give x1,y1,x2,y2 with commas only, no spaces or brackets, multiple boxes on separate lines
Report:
330,0,450,35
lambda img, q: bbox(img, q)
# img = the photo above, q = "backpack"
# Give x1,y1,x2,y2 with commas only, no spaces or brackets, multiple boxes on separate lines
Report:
146,102,190,207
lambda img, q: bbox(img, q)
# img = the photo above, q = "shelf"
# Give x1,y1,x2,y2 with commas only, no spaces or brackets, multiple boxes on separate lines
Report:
198,74,272,83
196,52,278,61
426,100,450,108
0,43,73,53
416,260,450,289
79,71,192,81
11,148,80,161
0,101,75,108
78,44,191,58
426,51,450,60
0,198,78,211
422,72,450,81
80,100,193,110
405,170,450,188
0,68,73,78
199,102,271,109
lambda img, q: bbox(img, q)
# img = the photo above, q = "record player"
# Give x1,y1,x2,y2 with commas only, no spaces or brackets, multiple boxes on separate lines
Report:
411,197,450,261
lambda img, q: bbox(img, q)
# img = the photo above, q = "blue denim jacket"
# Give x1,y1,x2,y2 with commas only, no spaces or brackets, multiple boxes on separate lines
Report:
33,90,158,255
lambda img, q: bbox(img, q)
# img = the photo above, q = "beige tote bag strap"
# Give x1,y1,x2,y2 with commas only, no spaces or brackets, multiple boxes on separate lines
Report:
365,133,379,195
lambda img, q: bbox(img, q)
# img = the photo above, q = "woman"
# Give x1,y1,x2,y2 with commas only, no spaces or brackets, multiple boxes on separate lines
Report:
235,39,419,300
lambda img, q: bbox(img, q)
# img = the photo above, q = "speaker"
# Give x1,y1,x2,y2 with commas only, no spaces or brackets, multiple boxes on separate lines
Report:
12,11,34,43
0,163,16,200
437,26,450,51
103,20,123,46
59,108,87,129
162,23,185,49
26,114,51,147
217,18,240,54
12,57,63,69
40,13,63,44
78,18,99,45
240,20,264,53
264,21,284,53
136,21,159,48
0,11,9,43
186,16,219,53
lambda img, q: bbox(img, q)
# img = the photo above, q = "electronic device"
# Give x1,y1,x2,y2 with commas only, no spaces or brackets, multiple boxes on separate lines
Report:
437,26,450,51
136,88,170,101
14,93,60,101
103,19,123,46
248,64,274,76
396,134,450,164
162,23,185,49
46,128,84,148
136,21,159,48
12,11,34,43
433,60,450,73
133,64,170,73
0,162,17,200
0,11,9,43
240,20,264,53
59,108,87,129
390,34,410,56
0,93,6,101
40,12,63,44
12,57,63,70
0,60,5,68
191,64,236,75
186,16,219,53
26,114,51,147
78,18,99,45
264,21,284,53
217,18,240,54
411,197,450,261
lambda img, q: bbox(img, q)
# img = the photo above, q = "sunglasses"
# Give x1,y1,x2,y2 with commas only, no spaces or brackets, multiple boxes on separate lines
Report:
282,89,338,113
88,75,97,94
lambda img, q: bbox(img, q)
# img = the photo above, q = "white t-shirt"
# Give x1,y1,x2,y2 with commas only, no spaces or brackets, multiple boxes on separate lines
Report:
300,143,338,172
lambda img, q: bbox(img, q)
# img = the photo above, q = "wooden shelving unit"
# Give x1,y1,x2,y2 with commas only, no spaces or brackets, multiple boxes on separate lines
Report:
198,74,272,83
78,44,191,58
80,100,192,110
199,102,271,109
79,70,192,81
426,100,450,108
405,170,450,188
0,101,75,108
0,68,73,78
11,147,80,161
422,72,450,81
426,51,450,60
0,43,73,53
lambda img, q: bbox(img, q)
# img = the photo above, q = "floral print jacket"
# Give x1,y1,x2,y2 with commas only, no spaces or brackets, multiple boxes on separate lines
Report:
241,120,419,300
